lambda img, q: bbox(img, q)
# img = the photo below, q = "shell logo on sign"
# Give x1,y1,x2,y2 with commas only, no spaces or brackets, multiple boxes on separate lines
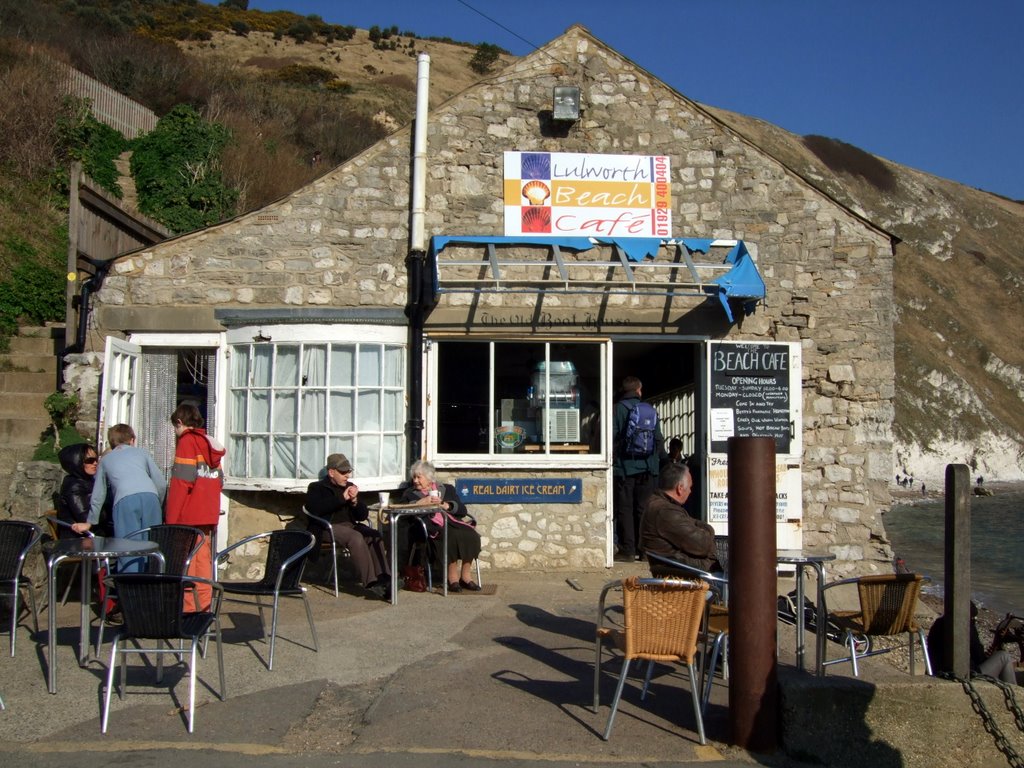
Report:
503,151,672,238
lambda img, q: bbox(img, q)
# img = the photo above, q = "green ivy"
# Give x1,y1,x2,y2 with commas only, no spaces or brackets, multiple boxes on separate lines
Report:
0,239,66,348
55,99,127,197
130,105,238,233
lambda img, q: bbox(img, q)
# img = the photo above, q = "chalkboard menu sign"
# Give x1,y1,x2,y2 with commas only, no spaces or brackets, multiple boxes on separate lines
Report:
708,342,792,454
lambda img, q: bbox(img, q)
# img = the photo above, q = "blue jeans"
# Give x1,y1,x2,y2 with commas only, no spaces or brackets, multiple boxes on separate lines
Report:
112,492,163,573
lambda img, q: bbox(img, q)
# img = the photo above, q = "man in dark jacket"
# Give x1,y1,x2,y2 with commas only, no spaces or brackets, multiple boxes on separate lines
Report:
640,463,720,574
305,453,391,600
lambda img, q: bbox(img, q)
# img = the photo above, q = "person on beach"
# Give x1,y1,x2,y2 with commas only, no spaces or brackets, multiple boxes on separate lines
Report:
928,602,1018,684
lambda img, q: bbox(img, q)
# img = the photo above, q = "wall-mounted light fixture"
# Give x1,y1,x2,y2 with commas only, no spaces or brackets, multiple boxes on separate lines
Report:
552,85,581,122
253,330,272,342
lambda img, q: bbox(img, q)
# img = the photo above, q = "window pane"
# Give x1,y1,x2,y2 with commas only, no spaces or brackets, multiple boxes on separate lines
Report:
272,436,296,478
357,390,380,431
275,345,299,387
272,391,296,432
328,436,354,459
300,391,326,432
229,436,246,475
437,342,489,453
230,390,247,432
383,390,403,431
330,345,355,386
304,345,327,387
358,346,381,387
252,346,272,387
299,436,324,478
329,391,354,432
360,434,381,475
231,347,250,387
381,435,402,476
251,390,270,432
383,346,403,387
250,436,269,476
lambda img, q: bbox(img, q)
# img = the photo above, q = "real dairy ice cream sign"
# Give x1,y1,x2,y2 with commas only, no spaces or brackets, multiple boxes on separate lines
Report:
503,151,672,238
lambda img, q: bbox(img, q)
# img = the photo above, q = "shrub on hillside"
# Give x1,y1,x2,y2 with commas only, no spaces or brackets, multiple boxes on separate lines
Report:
0,239,65,345
274,64,336,87
56,108,127,197
131,105,238,233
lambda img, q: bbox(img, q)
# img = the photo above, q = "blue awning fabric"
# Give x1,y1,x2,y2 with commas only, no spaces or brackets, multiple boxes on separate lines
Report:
429,235,766,323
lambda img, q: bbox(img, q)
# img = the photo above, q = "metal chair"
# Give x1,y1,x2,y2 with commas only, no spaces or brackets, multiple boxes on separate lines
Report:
299,506,342,597
215,530,318,671
646,552,729,713
44,514,96,606
821,572,933,677
592,575,710,743
96,524,205,658
0,520,42,656
101,573,226,734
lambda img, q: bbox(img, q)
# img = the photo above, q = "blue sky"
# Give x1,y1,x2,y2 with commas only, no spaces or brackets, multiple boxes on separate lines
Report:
242,0,1024,200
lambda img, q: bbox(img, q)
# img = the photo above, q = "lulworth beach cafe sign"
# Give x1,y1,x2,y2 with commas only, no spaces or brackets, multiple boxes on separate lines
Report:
503,152,672,237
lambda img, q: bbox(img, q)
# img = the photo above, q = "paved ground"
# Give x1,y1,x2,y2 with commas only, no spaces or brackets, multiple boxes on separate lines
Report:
0,563,891,768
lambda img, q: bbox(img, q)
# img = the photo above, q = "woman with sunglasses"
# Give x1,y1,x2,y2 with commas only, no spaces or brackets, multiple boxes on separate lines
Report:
56,443,111,538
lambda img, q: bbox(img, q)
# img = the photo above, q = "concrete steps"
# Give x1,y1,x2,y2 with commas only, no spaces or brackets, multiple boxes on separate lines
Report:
0,324,64,506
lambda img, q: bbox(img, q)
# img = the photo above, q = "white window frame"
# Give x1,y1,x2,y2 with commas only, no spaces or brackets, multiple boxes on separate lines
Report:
225,324,407,492
425,336,611,469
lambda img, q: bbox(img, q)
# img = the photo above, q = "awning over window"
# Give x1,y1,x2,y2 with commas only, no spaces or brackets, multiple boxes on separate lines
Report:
429,236,766,323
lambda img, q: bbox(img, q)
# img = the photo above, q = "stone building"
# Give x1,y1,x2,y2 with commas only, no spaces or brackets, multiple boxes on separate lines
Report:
63,25,896,578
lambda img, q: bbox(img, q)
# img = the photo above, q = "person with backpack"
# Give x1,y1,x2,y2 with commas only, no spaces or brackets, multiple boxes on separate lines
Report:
612,375,664,562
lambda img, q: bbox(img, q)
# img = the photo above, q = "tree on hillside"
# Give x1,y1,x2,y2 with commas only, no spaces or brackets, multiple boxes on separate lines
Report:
469,43,501,75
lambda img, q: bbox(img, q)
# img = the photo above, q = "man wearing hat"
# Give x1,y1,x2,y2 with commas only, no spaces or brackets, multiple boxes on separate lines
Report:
305,453,392,599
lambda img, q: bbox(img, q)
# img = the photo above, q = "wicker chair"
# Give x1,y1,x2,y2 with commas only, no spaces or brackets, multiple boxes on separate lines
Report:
0,520,42,657
646,552,729,714
101,573,225,734
592,576,710,743
821,572,933,677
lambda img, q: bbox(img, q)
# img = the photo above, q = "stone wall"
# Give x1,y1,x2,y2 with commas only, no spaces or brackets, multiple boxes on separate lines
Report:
64,26,896,576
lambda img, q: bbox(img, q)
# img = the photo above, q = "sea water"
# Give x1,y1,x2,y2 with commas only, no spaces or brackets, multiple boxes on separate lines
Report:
883,490,1024,616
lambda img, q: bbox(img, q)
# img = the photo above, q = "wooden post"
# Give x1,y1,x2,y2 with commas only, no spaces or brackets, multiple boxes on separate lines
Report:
727,436,777,751
943,464,971,678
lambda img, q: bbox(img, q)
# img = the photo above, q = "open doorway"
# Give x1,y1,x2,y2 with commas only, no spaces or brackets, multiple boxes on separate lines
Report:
611,339,706,520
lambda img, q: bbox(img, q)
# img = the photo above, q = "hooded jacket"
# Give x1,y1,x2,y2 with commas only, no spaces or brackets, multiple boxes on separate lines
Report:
165,427,225,527
56,444,110,537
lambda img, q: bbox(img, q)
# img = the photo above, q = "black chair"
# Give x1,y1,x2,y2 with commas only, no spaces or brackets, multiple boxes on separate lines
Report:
44,514,96,606
215,530,318,671
101,573,226,734
0,520,42,656
299,506,347,597
96,524,205,658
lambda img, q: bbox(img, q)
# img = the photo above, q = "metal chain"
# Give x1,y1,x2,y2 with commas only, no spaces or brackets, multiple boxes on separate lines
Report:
984,675,1024,734
938,671,1024,768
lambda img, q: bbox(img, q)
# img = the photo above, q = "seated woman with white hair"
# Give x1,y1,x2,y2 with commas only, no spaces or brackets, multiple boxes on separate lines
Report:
400,459,482,592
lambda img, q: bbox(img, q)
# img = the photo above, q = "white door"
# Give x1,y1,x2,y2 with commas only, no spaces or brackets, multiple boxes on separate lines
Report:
99,337,141,453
